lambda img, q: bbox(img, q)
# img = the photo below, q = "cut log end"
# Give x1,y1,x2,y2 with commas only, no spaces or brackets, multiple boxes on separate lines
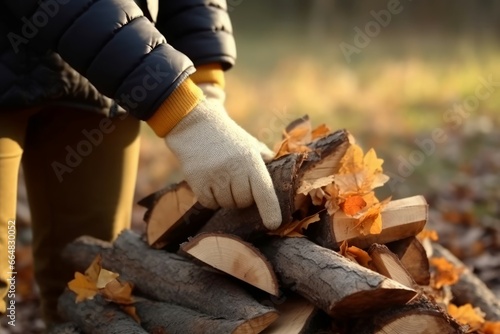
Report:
369,244,416,289
182,233,280,296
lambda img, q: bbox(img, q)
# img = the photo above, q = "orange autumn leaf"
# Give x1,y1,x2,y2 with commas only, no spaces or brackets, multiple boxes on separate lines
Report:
311,124,331,140
340,195,367,216
417,229,439,242
268,213,321,238
96,268,119,289
483,321,500,334
448,303,484,331
350,197,391,235
335,144,389,197
67,272,98,302
273,117,312,159
339,241,372,268
324,183,341,215
121,305,141,323
430,257,463,289
101,279,134,305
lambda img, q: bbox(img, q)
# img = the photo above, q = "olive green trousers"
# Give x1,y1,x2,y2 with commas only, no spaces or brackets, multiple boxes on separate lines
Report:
0,107,140,325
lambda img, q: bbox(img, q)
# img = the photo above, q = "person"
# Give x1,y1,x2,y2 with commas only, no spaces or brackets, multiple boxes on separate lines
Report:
0,0,282,326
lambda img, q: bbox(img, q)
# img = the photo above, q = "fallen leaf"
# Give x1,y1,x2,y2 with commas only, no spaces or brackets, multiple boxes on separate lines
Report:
268,213,321,237
448,303,484,331
350,197,391,235
101,279,134,305
311,124,331,139
340,195,367,216
324,183,341,215
84,255,102,283
430,257,463,289
273,117,312,159
67,272,98,302
417,229,439,241
96,268,119,289
121,305,141,323
482,321,500,334
339,241,372,268
296,175,335,195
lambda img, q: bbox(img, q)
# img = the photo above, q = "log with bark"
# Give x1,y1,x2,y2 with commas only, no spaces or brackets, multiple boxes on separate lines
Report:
368,243,416,289
62,230,279,329
386,236,430,286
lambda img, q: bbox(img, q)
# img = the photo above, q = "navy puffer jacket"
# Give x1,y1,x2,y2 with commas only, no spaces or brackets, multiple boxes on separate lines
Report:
0,0,236,119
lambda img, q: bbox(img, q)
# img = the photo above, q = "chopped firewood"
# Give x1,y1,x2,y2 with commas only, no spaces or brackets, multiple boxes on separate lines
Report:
308,195,428,250
199,130,350,240
142,181,214,249
387,236,430,285
261,294,330,334
258,237,418,317
181,233,279,296
62,230,278,325
350,296,465,334
368,244,416,288
135,299,277,334
432,243,500,321
58,290,147,334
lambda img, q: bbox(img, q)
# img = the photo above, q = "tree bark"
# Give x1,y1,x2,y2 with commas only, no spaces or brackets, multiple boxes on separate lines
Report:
62,230,278,323
47,322,82,334
58,290,147,334
257,237,417,318
135,299,274,334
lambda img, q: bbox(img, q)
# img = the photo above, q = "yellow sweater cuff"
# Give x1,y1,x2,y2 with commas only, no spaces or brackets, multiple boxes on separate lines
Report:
146,78,203,137
190,63,225,89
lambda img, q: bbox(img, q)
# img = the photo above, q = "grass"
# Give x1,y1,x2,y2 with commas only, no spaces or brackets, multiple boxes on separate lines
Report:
141,32,500,200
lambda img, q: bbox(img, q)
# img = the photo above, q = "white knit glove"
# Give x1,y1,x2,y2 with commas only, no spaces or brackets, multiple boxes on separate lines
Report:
197,83,275,162
165,100,282,230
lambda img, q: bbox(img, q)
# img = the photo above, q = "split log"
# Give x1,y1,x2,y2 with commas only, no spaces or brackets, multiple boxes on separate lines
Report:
308,195,428,250
199,130,349,240
135,299,267,334
261,294,330,334
350,296,465,334
387,236,430,285
141,181,214,249
258,237,418,317
432,243,500,321
58,290,147,334
368,244,416,289
62,230,279,327
181,233,279,295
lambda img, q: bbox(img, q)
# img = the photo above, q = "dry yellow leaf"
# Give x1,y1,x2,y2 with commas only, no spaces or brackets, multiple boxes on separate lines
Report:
84,255,102,282
268,213,321,238
448,303,485,331
296,175,335,195
101,279,134,305
350,197,391,235
121,305,141,323
67,272,98,302
311,124,331,139
339,241,372,268
417,229,439,241
430,257,463,289
483,321,500,334
96,268,119,289
324,183,341,215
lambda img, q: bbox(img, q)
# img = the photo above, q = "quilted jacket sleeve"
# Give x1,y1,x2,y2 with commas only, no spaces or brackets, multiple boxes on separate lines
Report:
3,0,195,121
156,0,236,70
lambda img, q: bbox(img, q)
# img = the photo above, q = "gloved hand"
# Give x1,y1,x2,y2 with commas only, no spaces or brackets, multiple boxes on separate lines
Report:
165,100,282,230
197,83,275,162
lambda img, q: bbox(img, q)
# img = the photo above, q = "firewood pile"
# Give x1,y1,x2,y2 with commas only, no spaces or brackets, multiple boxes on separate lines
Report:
52,117,500,334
